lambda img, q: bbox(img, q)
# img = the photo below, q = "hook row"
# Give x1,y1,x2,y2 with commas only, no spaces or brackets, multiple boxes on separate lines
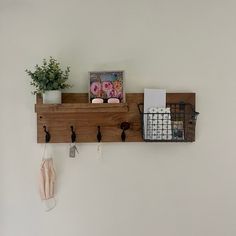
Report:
42,122,130,143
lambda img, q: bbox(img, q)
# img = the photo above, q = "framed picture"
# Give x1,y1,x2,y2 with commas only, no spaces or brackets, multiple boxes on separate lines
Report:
89,71,125,103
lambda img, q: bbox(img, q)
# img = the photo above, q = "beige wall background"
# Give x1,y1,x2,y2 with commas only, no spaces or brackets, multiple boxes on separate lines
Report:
1,0,236,235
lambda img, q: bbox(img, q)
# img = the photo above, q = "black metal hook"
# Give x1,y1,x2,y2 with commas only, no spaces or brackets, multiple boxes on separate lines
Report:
43,126,51,143
192,111,200,120
71,126,76,143
97,126,102,142
120,122,130,142
178,101,199,122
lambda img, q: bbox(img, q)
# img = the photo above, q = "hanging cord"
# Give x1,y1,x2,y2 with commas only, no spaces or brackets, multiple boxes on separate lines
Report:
97,143,103,159
44,198,56,212
42,143,47,161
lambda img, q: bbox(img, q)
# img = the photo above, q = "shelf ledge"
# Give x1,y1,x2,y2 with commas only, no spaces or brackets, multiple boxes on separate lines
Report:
35,103,129,113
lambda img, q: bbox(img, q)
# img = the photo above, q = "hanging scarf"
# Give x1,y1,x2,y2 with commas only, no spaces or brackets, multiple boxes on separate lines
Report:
39,144,56,211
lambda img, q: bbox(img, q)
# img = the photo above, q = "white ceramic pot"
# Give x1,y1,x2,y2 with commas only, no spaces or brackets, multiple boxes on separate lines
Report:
42,90,62,104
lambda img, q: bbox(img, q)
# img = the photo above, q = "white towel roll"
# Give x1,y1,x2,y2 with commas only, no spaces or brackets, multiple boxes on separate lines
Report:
162,134,168,140
152,119,158,125
150,124,158,130
163,124,172,130
157,108,165,113
163,119,171,125
152,130,158,135
148,114,158,119
162,130,172,135
163,114,171,120
148,107,158,113
157,129,162,134
163,130,168,135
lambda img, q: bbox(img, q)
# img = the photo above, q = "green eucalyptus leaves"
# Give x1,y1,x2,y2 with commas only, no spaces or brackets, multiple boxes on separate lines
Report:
26,57,71,94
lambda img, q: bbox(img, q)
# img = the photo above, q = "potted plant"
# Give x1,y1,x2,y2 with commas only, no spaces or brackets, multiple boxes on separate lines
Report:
26,57,71,104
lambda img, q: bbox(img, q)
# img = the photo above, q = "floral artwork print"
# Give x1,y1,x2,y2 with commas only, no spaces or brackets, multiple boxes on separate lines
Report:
90,81,102,96
89,71,124,102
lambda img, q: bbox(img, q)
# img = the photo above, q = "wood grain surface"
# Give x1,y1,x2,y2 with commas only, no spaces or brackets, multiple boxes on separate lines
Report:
36,93,196,143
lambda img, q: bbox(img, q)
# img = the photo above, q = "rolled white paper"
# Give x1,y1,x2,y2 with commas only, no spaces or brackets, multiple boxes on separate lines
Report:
152,130,158,135
148,114,158,119
162,124,172,129
163,114,171,119
157,130,162,134
148,124,158,130
163,130,172,135
152,119,158,125
167,130,172,134
162,134,168,140
163,130,168,135
163,119,171,125
157,108,165,113
147,133,155,140
148,107,158,113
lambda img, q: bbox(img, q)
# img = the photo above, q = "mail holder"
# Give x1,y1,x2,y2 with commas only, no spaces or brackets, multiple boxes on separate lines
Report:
138,103,199,142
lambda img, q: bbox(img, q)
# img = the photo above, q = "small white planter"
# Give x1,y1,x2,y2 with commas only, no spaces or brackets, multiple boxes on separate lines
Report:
42,90,62,104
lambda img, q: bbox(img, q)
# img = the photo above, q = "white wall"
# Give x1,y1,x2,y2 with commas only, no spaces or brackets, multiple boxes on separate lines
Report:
1,0,236,235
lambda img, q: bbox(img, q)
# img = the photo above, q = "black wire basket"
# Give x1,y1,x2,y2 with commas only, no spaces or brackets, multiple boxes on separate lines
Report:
138,103,199,142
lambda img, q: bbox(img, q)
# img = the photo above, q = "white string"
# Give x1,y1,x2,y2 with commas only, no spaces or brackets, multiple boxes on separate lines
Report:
97,143,102,159
44,198,56,212
42,143,47,161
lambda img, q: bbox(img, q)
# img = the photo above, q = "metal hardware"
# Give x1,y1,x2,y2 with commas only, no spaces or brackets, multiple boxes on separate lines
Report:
120,122,130,142
97,126,102,142
43,126,51,143
138,103,199,142
71,126,76,143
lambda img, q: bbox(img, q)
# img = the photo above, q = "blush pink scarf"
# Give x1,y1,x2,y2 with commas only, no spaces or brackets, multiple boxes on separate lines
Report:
39,151,56,212
39,158,56,200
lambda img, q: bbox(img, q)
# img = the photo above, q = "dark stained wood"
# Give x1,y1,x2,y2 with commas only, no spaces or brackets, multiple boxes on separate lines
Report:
37,93,195,107
35,103,129,113
36,93,196,143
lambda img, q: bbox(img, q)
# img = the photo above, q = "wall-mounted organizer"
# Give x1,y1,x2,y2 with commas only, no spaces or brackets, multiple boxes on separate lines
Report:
35,93,198,143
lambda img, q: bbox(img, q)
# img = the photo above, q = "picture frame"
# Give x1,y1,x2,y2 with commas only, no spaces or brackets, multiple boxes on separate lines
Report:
89,71,125,103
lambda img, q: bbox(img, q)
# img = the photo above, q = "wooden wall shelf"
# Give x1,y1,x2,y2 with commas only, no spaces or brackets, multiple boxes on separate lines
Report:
35,103,129,113
35,93,196,143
